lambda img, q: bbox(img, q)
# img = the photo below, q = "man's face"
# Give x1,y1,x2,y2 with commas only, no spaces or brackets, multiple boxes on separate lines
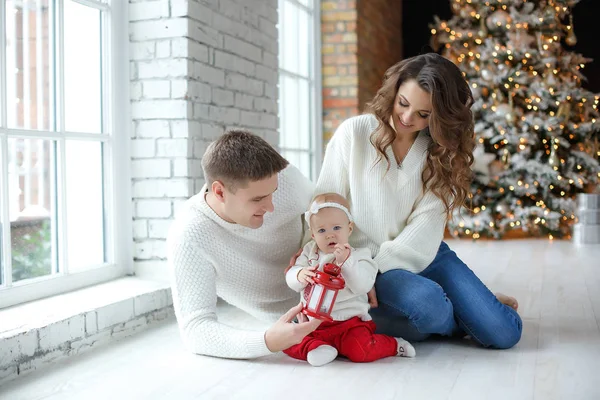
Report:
222,174,278,229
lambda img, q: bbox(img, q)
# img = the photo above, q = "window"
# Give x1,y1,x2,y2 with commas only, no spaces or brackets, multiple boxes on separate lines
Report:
278,0,322,180
0,0,130,308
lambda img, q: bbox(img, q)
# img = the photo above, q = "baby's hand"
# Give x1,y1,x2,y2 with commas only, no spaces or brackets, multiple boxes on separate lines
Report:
334,244,351,265
297,266,318,285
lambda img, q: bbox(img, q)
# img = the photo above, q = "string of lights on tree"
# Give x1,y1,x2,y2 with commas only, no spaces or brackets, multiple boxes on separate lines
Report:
430,0,600,240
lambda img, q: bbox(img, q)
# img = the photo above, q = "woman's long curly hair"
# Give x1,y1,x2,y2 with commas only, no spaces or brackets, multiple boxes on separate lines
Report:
365,53,476,218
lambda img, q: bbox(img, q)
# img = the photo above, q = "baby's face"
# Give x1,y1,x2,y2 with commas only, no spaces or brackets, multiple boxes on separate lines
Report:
310,207,353,254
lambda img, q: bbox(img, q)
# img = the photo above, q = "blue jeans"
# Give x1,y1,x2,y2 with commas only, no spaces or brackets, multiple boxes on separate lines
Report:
370,242,522,349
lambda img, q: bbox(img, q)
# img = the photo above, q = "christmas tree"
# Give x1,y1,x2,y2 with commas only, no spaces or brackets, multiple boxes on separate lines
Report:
430,0,600,240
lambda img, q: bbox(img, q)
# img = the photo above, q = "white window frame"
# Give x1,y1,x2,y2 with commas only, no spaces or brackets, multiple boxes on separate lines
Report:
278,0,323,181
0,0,132,309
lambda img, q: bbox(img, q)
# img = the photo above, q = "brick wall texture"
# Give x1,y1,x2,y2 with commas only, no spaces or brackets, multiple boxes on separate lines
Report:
320,0,402,142
129,0,278,274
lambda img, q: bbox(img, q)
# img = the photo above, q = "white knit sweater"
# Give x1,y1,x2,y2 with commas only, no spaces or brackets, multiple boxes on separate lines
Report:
285,241,378,321
167,166,313,359
315,114,447,274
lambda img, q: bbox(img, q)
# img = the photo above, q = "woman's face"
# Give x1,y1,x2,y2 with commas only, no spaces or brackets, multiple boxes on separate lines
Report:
390,79,432,135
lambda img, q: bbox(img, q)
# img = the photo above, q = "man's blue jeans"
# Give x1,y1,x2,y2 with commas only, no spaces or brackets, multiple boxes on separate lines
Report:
370,242,522,349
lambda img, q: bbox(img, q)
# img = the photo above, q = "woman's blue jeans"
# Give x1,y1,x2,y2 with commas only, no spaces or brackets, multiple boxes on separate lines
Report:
370,242,522,349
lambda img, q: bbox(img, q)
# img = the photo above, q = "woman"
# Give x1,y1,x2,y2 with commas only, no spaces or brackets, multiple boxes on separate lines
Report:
315,53,522,349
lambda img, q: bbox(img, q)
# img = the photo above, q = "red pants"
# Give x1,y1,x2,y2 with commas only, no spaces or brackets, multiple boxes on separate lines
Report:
284,317,398,363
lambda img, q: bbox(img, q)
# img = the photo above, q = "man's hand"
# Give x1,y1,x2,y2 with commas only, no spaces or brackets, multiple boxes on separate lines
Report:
297,266,317,285
367,286,378,308
284,248,302,275
334,243,351,265
264,303,321,352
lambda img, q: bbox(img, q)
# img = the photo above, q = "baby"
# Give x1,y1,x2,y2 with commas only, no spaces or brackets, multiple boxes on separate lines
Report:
284,193,415,366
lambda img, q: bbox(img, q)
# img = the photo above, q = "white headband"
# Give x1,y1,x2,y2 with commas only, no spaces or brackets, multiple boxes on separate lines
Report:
304,201,353,228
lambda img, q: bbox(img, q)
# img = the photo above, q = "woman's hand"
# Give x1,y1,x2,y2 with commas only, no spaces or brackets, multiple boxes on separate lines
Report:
367,286,378,308
297,266,317,285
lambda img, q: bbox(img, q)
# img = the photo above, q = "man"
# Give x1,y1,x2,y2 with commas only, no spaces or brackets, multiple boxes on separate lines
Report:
168,129,320,359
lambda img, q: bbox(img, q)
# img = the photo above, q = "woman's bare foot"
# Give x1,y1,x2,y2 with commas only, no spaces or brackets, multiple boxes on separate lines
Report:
496,293,519,311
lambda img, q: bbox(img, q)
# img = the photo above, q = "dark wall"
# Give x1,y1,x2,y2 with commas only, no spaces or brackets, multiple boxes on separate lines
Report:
402,0,451,58
571,0,600,92
402,0,600,92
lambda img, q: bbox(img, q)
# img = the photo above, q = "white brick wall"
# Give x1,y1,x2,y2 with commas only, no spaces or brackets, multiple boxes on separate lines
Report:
96,300,135,331
38,316,86,352
129,0,279,277
0,294,174,384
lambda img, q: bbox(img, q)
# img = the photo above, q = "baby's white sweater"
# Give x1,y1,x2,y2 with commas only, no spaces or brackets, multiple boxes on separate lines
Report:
315,114,447,274
285,241,378,322
167,166,313,359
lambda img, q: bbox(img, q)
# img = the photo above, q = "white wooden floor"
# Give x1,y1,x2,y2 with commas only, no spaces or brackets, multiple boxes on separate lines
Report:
2,240,599,400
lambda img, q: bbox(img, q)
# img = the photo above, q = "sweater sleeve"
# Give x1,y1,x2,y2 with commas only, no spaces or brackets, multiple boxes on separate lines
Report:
168,230,272,359
285,244,312,293
314,120,351,198
340,247,378,295
374,189,447,274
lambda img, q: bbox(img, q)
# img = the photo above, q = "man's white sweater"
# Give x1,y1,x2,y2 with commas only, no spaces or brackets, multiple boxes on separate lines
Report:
315,114,447,274
286,241,378,322
167,166,313,359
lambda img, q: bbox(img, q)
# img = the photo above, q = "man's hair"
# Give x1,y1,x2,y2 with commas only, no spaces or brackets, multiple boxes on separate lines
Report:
201,129,289,191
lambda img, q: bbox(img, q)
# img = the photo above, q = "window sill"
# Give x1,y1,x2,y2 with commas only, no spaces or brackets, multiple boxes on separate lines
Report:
0,277,173,385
